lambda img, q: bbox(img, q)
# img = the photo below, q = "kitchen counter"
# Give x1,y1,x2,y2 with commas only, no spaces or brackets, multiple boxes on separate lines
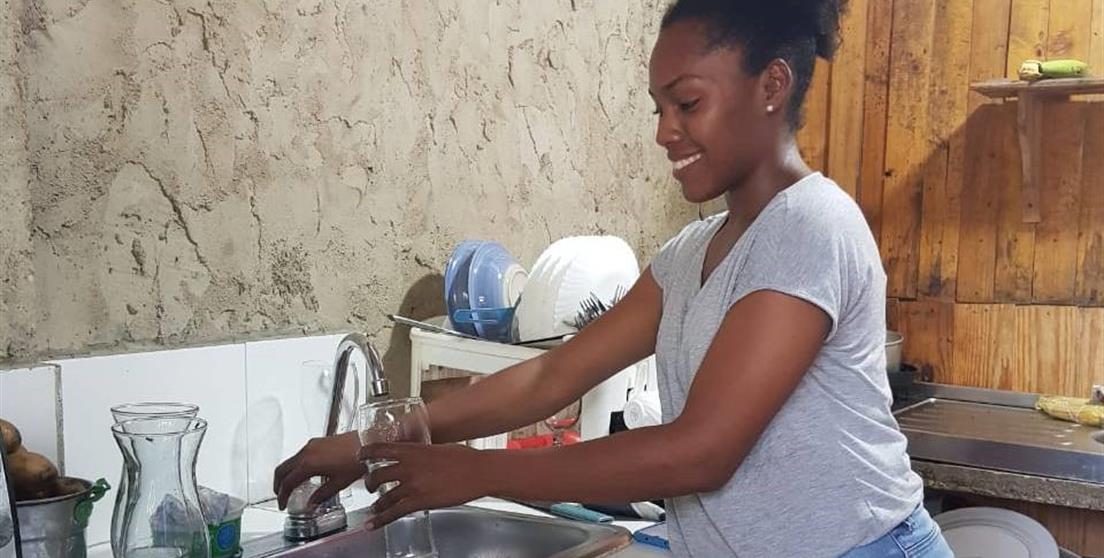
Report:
912,459,1104,512
896,382,1104,512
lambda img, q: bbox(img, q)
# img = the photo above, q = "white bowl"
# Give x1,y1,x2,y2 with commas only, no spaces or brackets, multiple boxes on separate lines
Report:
516,236,640,342
516,240,571,342
552,237,639,330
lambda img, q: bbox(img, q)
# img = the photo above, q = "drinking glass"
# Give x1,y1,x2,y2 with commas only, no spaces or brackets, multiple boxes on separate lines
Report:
357,398,436,558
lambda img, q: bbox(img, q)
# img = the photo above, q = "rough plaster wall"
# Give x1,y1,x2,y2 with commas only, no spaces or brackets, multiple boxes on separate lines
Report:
0,0,697,394
1,0,35,367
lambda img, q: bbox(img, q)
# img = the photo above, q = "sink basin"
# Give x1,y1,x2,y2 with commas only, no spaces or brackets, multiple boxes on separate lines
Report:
242,505,633,558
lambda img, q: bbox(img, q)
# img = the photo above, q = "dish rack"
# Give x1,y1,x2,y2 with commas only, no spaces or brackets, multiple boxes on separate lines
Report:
409,321,645,449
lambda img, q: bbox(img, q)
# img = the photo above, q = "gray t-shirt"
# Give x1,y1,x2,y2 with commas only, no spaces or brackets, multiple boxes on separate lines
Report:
650,173,923,557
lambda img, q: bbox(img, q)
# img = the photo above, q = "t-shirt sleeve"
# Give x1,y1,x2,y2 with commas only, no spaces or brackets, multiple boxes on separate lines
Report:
729,210,850,341
650,219,706,291
649,234,680,291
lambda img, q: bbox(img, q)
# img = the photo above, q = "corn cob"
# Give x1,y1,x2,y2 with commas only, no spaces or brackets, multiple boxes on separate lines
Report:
1018,59,1089,81
1035,394,1104,427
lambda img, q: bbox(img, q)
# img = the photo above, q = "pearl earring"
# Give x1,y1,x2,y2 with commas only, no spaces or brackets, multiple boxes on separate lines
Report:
766,105,775,113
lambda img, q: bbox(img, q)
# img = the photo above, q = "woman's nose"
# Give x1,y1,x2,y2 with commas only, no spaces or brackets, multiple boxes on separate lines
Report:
654,111,682,148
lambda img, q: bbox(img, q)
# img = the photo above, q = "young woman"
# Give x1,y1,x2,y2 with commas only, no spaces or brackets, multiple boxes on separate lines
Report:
274,1,953,556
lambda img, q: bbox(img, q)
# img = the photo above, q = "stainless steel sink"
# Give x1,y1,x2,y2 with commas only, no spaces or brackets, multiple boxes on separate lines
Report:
241,505,632,558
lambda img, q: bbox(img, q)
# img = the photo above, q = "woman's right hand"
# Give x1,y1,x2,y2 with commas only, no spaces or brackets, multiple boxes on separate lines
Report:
273,431,365,510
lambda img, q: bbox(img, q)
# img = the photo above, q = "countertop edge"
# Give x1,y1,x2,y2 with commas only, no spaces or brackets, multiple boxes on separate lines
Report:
912,459,1104,512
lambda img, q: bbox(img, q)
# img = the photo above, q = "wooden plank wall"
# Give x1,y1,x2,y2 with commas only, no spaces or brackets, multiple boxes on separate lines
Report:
798,0,1104,398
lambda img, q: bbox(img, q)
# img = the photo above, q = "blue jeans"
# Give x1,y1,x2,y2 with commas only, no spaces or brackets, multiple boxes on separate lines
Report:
839,505,954,558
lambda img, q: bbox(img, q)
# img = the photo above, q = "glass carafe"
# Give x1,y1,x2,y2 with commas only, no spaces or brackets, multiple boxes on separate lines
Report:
112,417,210,558
110,403,200,557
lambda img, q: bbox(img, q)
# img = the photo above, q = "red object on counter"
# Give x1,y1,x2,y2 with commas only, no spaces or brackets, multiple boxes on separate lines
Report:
506,432,581,449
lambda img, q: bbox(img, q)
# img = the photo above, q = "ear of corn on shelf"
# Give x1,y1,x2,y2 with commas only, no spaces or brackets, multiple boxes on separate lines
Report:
1018,59,1089,81
1035,395,1104,427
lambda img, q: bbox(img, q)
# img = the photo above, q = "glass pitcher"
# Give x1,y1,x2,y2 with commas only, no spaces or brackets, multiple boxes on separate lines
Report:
110,403,200,557
112,417,210,558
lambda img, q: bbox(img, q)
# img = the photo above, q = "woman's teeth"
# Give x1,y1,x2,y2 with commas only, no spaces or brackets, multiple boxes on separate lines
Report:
673,153,702,171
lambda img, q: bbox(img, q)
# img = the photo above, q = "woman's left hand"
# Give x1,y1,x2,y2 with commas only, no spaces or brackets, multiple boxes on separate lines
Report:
359,442,494,529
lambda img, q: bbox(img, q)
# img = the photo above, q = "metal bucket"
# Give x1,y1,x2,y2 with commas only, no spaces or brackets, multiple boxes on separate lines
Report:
16,478,109,558
886,330,903,373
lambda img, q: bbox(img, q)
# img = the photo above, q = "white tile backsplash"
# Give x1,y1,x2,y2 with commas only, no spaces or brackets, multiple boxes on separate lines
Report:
57,343,248,546
0,364,61,465
243,333,360,504
1,333,362,548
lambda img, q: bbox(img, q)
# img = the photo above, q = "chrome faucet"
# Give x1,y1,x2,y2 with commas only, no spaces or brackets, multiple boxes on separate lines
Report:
284,332,390,541
327,333,390,433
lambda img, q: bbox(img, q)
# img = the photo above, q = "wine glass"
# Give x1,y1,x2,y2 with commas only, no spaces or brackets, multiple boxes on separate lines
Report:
357,398,437,558
357,398,432,472
544,400,581,447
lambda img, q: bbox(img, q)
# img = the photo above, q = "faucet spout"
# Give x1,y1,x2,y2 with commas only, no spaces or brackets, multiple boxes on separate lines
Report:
326,333,389,437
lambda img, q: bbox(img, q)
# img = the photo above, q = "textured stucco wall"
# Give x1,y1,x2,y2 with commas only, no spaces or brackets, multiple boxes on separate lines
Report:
0,0,699,393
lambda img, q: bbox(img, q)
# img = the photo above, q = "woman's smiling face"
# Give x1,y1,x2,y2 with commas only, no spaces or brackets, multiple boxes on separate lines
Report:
648,20,781,203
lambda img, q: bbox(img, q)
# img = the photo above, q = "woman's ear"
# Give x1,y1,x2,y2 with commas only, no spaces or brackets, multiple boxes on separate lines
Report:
761,59,794,116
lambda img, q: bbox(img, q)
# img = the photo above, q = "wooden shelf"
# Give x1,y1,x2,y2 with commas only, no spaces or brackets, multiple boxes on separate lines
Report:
972,77,1104,98
969,77,1104,223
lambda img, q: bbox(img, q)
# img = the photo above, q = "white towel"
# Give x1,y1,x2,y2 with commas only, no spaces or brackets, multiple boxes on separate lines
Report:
623,390,662,429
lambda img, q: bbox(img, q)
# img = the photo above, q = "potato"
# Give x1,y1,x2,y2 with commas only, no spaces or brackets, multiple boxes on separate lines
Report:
8,448,60,501
0,419,21,453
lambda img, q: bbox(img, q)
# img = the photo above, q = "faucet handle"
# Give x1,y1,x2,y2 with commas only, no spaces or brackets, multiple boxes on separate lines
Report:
285,479,322,517
284,480,347,541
